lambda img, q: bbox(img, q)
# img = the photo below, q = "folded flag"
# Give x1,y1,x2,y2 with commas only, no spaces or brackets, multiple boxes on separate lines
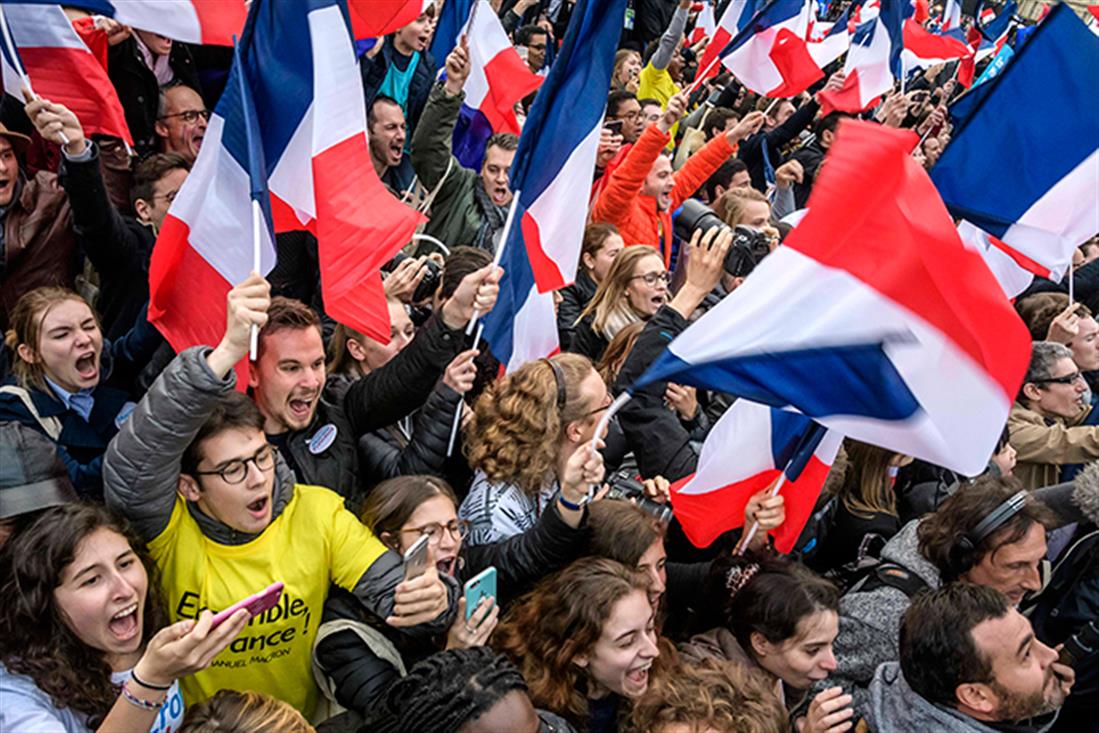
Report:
957,219,1043,299
632,119,1031,475
482,0,626,371
151,0,422,365
806,0,863,68
718,0,823,97
0,3,133,145
941,0,961,30
931,5,1099,285
670,400,843,551
901,18,970,68
693,0,755,84
17,0,247,46
451,0,544,170
690,0,717,44
817,0,909,115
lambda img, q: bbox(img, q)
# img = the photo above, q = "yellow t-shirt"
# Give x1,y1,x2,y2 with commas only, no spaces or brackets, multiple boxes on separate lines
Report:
148,485,388,718
638,62,682,145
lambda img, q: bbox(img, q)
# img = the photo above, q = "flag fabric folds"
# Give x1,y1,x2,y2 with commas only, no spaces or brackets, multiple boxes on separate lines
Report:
451,0,544,170
430,0,473,70
693,0,754,84
482,0,627,372
901,17,970,67
150,0,423,364
957,220,1043,299
941,0,961,30
817,0,908,115
670,401,843,551
16,0,247,46
634,120,1032,475
712,0,823,97
348,0,431,40
931,5,1099,285
0,3,133,145
690,0,717,44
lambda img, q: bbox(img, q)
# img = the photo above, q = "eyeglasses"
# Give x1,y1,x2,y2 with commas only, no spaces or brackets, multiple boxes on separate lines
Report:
400,520,470,546
1034,371,1085,386
630,271,671,286
159,109,211,124
193,445,276,484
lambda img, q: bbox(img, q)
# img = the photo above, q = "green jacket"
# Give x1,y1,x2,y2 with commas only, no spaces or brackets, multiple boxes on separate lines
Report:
410,83,484,250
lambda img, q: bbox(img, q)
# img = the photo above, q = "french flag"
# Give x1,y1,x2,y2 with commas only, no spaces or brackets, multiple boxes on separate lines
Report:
0,3,132,145
958,220,1046,300
150,0,422,362
451,0,543,170
931,5,1098,287
349,0,433,39
22,0,247,46
941,0,961,30
690,0,717,44
693,0,754,84
481,0,626,371
670,401,843,551
717,0,824,97
631,120,1031,476
901,18,971,67
818,0,909,115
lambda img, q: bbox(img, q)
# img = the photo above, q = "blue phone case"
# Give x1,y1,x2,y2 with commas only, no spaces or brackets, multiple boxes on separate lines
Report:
463,566,497,621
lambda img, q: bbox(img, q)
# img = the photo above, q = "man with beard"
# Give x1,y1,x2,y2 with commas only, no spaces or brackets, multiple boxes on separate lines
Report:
368,95,414,195
860,583,1074,732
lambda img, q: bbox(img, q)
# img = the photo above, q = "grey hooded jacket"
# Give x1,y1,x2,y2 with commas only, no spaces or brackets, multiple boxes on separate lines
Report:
103,346,456,633
862,662,1060,733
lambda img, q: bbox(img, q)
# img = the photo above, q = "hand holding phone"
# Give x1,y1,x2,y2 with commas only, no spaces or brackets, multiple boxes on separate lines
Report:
210,582,284,629
403,533,431,581
463,566,497,621
604,119,624,135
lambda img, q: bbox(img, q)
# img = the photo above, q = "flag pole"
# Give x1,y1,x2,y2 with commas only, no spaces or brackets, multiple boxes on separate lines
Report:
687,53,723,95
1069,266,1075,306
445,188,523,457
249,199,262,360
0,8,69,146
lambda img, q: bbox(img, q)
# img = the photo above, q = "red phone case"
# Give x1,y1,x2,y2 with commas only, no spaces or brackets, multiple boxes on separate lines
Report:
210,582,284,629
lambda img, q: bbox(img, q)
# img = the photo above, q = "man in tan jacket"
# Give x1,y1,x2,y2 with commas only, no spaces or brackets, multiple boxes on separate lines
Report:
1009,341,1099,490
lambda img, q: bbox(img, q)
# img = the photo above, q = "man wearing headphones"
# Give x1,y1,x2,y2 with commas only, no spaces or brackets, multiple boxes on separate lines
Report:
818,475,1058,715
861,583,1074,732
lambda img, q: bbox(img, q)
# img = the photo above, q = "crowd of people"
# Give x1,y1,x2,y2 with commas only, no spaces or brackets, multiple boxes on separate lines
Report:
0,0,1096,732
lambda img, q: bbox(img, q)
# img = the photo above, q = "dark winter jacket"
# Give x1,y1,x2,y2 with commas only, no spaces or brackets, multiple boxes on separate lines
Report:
569,316,611,362
557,271,598,351
787,140,825,209
314,502,591,715
738,99,819,191
355,380,462,484
107,36,201,158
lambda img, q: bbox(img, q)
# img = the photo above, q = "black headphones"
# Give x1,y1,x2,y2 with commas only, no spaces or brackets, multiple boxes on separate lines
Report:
946,490,1029,579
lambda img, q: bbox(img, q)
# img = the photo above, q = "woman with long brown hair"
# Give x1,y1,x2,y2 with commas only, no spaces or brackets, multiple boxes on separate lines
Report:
459,353,608,546
0,504,247,732
570,246,669,362
493,558,666,733
559,223,625,351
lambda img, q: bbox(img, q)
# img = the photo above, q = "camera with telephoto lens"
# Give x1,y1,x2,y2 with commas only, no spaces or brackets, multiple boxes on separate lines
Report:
604,469,675,524
673,199,773,279
386,251,442,304
1058,619,1099,667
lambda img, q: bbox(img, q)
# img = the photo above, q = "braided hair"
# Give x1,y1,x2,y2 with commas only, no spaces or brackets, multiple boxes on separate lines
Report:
379,647,531,733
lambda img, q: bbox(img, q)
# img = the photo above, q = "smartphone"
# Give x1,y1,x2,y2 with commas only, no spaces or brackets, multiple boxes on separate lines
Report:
604,119,624,135
210,582,284,629
463,566,497,621
403,533,431,581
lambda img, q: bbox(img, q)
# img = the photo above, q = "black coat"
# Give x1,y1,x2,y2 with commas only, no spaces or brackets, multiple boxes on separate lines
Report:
279,313,463,509
357,382,462,485
738,99,819,192
107,37,201,158
557,271,598,351
59,143,154,340
314,502,591,716
569,315,610,363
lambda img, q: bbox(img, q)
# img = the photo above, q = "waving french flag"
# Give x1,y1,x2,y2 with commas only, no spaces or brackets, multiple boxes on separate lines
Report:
0,3,132,145
957,220,1045,300
690,0,717,44
941,0,961,30
817,0,908,115
671,401,843,551
901,18,970,67
451,0,544,170
150,0,422,359
633,120,1031,475
481,0,626,371
17,0,247,46
932,5,1099,286
715,0,823,97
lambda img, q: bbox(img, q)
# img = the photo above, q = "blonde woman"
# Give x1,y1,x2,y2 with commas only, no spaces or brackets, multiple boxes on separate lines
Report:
612,49,643,93
570,246,669,362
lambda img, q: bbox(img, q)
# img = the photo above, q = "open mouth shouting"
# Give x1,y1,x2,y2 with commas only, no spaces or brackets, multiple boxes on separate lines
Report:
108,602,141,643
74,350,100,385
623,662,652,694
286,393,317,424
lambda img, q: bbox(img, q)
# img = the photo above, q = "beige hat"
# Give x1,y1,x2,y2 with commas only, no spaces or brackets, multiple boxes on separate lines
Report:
0,122,31,157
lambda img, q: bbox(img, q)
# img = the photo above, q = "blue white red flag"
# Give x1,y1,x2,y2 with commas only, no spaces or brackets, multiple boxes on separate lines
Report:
0,3,132,144
693,0,755,83
481,0,626,371
670,401,843,551
980,0,1015,42
901,17,971,67
931,5,1099,285
957,219,1044,299
14,0,246,45
633,120,1031,475
817,0,909,115
149,0,423,362
716,0,823,97
941,0,961,30
690,0,717,44
450,0,543,170
430,0,473,70
806,0,863,68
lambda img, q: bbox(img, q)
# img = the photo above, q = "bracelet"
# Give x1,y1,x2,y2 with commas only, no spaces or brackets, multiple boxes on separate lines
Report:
130,669,171,691
120,681,165,711
558,490,590,512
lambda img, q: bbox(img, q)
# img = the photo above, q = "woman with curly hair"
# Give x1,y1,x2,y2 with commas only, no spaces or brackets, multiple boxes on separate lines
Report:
459,353,609,546
0,504,249,732
570,246,669,362
492,558,666,733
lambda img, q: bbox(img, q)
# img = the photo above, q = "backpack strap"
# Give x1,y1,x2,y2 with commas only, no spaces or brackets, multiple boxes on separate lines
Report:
851,562,930,598
0,386,62,441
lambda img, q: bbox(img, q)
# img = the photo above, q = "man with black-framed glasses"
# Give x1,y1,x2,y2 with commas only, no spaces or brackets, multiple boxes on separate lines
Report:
154,84,209,164
1010,341,1099,490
